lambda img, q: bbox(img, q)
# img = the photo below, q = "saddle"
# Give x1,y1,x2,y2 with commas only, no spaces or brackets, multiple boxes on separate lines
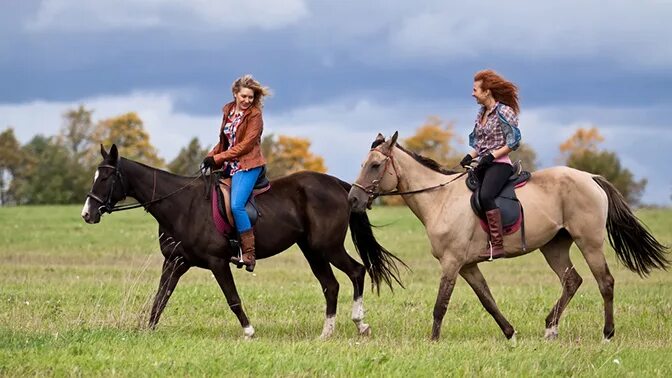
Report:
466,161,531,249
211,166,271,236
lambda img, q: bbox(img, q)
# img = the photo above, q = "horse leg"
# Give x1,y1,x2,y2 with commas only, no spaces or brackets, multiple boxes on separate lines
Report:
573,236,615,341
459,264,516,340
149,256,190,329
431,258,462,341
540,230,583,340
325,247,370,336
298,243,340,339
210,262,254,339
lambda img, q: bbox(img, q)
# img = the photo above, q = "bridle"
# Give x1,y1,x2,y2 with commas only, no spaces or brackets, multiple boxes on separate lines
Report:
86,163,125,214
86,160,204,215
351,147,397,199
352,145,468,206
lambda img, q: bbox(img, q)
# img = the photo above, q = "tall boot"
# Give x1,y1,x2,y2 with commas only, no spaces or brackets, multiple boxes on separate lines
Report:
238,229,256,272
479,208,506,261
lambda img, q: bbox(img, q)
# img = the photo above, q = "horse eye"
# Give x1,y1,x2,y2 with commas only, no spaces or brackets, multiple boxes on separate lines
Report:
371,162,381,169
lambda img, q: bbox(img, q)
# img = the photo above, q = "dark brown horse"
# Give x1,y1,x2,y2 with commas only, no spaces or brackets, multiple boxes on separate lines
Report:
81,144,405,339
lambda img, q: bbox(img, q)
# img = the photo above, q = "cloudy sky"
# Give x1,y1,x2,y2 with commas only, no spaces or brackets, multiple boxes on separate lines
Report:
2,0,670,204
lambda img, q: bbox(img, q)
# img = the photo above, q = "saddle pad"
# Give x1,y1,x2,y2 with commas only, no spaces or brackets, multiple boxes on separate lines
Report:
215,181,271,232
212,186,233,236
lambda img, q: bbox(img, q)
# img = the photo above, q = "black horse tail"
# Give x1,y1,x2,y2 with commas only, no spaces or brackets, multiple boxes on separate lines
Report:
339,179,408,294
593,176,669,276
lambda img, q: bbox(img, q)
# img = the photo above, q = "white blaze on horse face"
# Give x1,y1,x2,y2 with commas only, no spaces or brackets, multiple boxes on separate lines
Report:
81,197,91,218
81,169,100,218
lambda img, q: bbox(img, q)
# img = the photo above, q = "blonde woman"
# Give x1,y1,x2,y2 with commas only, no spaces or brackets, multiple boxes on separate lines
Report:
203,74,271,272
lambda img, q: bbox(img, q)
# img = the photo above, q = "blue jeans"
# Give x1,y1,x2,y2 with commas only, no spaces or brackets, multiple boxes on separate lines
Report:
231,167,262,233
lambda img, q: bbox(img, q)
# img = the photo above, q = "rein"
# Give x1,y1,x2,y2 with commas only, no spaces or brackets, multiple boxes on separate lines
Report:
86,161,204,214
352,147,467,201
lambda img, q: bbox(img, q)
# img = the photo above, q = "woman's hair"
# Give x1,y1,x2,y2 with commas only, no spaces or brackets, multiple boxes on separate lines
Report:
231,74,272,108
474,69,519,114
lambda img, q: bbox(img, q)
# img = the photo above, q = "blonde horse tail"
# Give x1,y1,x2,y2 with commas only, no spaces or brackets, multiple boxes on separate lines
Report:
592,176,670,276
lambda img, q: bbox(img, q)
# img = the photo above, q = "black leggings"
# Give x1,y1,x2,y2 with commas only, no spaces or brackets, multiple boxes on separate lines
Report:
478,163,513,211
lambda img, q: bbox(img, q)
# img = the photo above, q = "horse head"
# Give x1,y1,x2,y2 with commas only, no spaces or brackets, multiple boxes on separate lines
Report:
81,144,127,224
348,132,400,212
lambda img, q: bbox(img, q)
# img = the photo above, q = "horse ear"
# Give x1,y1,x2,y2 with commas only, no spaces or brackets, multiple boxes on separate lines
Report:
389,131,399,147
100,144,108,158
371,133,387,149
109,144,119,163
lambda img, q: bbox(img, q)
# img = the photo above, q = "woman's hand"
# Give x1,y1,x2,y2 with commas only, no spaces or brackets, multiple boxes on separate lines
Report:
460,154,474,167
478,153,495,168
202,156,216,169
474,153,495,175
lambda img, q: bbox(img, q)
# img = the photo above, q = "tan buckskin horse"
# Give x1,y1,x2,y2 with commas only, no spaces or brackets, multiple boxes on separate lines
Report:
348,132,669,342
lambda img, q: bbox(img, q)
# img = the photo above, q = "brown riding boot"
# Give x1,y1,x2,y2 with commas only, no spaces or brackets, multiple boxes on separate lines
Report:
239,229,256,272
479,208,506,261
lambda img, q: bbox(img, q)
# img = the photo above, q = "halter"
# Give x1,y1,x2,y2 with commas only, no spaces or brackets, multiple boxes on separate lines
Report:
86,160,204,215
352,145,468,206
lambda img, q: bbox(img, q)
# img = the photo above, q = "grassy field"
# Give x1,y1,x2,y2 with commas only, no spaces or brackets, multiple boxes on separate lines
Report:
1,205,671,376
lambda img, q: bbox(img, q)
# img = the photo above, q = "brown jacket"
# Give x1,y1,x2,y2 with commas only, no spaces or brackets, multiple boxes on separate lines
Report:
208,101,266,171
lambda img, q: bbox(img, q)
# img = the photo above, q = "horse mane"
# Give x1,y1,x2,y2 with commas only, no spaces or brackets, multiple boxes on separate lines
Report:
120,157,201,180
370,139,459,175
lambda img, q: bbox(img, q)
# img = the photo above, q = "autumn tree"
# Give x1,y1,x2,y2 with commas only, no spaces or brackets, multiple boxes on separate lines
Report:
558,126,604,162
560,127,646,205
262,134,326,179
379,117,461,206
168,137,210,176
403,116,462,167
89,112,164,167
0,128,23,205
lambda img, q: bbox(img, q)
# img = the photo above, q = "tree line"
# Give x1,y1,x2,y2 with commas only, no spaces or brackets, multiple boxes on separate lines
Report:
0,105,326,205
0,107,646,206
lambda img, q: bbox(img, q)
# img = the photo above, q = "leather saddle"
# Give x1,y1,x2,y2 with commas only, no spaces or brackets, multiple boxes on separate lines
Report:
466,161,531,236
213,166,271,234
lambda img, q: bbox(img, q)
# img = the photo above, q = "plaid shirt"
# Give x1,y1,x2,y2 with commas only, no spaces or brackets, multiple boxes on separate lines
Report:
468,102,521,157
222,110,244,174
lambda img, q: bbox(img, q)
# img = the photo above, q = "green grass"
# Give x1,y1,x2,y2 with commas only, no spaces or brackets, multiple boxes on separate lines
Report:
1,205,671,376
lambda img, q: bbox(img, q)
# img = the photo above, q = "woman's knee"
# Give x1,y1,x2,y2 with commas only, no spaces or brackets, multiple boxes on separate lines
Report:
230,196,247,212
479,188,497,203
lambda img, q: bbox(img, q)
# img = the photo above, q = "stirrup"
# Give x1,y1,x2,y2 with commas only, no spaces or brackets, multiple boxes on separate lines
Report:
479,241,503,262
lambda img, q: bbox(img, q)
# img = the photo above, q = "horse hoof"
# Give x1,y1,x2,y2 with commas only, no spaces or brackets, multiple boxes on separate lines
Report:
243,326,255,340
359,324,371,337
508,332,518,347
544,326,558,340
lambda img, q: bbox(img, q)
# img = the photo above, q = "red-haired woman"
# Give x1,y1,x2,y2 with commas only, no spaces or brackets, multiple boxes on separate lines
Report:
460,69,522,260
202,74,271,272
